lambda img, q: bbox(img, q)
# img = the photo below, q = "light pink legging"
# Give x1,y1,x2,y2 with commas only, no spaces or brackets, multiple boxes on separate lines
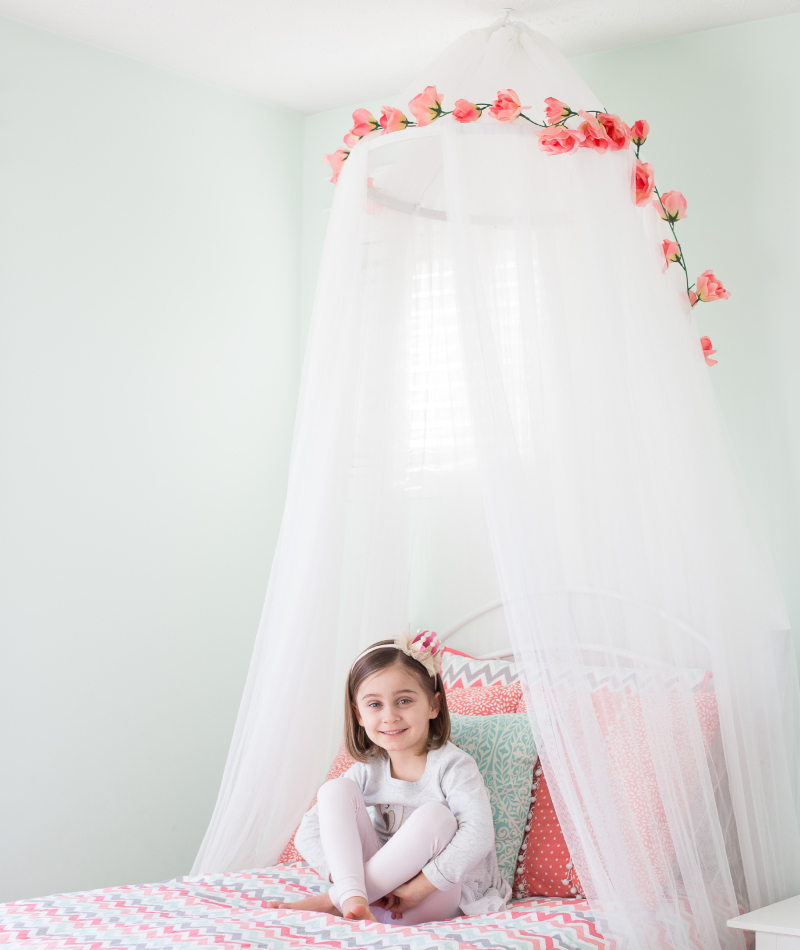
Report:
317,776,462,926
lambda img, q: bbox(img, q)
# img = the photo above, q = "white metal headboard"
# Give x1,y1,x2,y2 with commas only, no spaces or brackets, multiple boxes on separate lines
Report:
439,591,709,663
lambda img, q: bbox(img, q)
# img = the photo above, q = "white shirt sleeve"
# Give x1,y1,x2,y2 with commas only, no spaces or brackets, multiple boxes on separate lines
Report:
421,751,496,891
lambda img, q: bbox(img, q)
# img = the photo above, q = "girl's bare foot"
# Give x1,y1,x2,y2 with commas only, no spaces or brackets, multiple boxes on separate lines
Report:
264,893,340,915
341,897,377,923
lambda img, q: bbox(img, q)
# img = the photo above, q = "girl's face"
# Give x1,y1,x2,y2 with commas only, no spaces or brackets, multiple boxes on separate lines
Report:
354,662,440,757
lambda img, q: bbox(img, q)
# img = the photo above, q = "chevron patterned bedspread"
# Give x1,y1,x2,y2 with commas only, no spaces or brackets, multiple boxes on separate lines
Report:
1,862,608,949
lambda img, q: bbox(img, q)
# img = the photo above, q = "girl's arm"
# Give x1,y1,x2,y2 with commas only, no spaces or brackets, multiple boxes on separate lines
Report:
294,801,329,880
421,754,495,890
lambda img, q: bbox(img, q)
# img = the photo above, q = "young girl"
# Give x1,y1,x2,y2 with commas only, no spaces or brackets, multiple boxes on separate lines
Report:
267,631,511,925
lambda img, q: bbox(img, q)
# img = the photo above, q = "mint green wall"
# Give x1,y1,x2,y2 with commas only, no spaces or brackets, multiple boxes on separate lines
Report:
302,14,800,654
0,17,302,901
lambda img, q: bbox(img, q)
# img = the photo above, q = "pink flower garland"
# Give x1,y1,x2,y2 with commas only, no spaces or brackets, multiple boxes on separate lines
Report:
324,88,729,366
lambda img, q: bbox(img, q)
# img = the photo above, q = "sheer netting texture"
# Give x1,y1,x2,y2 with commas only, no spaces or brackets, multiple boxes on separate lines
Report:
193,21,800,950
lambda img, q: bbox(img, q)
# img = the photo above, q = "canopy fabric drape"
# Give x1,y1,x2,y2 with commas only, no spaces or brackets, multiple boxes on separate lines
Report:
193,22,800,950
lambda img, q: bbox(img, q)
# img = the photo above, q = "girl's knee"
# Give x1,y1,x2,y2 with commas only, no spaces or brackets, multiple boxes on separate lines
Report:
317,776,360,803
411,801,457,840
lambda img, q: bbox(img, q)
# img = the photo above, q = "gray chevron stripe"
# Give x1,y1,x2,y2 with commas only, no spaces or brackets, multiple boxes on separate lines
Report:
442,660,520,688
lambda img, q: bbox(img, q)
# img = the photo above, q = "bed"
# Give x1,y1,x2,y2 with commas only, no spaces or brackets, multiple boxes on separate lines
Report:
1,861,607,949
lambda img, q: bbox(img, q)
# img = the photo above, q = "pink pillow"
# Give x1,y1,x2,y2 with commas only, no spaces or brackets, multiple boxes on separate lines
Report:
447,683,523,715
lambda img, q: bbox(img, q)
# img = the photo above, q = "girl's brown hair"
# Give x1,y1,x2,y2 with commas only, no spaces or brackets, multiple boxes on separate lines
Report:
344,639,450,762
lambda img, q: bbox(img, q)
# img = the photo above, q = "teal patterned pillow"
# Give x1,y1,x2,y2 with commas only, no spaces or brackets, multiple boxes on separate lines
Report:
449,713,538,890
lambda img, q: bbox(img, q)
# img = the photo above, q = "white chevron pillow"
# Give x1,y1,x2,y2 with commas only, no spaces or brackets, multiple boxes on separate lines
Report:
441,647,519,690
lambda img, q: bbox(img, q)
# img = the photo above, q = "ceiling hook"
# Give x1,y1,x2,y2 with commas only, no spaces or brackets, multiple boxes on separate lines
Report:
502,7,515,26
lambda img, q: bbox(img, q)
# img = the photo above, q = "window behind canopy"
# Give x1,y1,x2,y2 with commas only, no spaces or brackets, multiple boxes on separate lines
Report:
404,216,533,482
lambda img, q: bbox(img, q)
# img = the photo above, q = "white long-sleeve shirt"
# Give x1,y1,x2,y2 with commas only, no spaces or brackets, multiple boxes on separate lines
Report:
294,740,511,916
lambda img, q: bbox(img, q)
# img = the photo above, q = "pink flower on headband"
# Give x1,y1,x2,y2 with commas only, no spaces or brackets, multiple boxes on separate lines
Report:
399,629,442,677
413,630,440,653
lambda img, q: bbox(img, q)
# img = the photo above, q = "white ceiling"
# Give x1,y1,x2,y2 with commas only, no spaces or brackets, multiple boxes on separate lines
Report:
0,0,798,115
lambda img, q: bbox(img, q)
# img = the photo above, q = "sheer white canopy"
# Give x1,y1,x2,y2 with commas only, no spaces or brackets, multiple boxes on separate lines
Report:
194,21,800,950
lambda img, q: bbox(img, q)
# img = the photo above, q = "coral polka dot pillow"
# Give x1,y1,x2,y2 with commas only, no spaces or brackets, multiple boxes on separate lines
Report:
513,763,584,899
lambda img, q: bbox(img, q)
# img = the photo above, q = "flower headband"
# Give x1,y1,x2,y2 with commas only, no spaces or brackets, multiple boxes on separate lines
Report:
355,630,443,678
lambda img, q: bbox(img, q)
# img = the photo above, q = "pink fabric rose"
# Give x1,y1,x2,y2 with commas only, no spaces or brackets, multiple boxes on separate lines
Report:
695,270,731,302
629,120,650,147
577,111,611,152
490,88,525,122
352,108,380,136
380,106,410,134
661,239,682,272
700,336,717,366
409,86,444,126
654,190,687,223
344,108,380,146
634,160,655,206
544,97,571,124
597,113,630,150
452,99,482,123
323,148,349,185
536,125,585,155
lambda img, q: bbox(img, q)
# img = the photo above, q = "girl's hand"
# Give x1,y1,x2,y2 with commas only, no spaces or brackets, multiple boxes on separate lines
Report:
378,872,437,919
